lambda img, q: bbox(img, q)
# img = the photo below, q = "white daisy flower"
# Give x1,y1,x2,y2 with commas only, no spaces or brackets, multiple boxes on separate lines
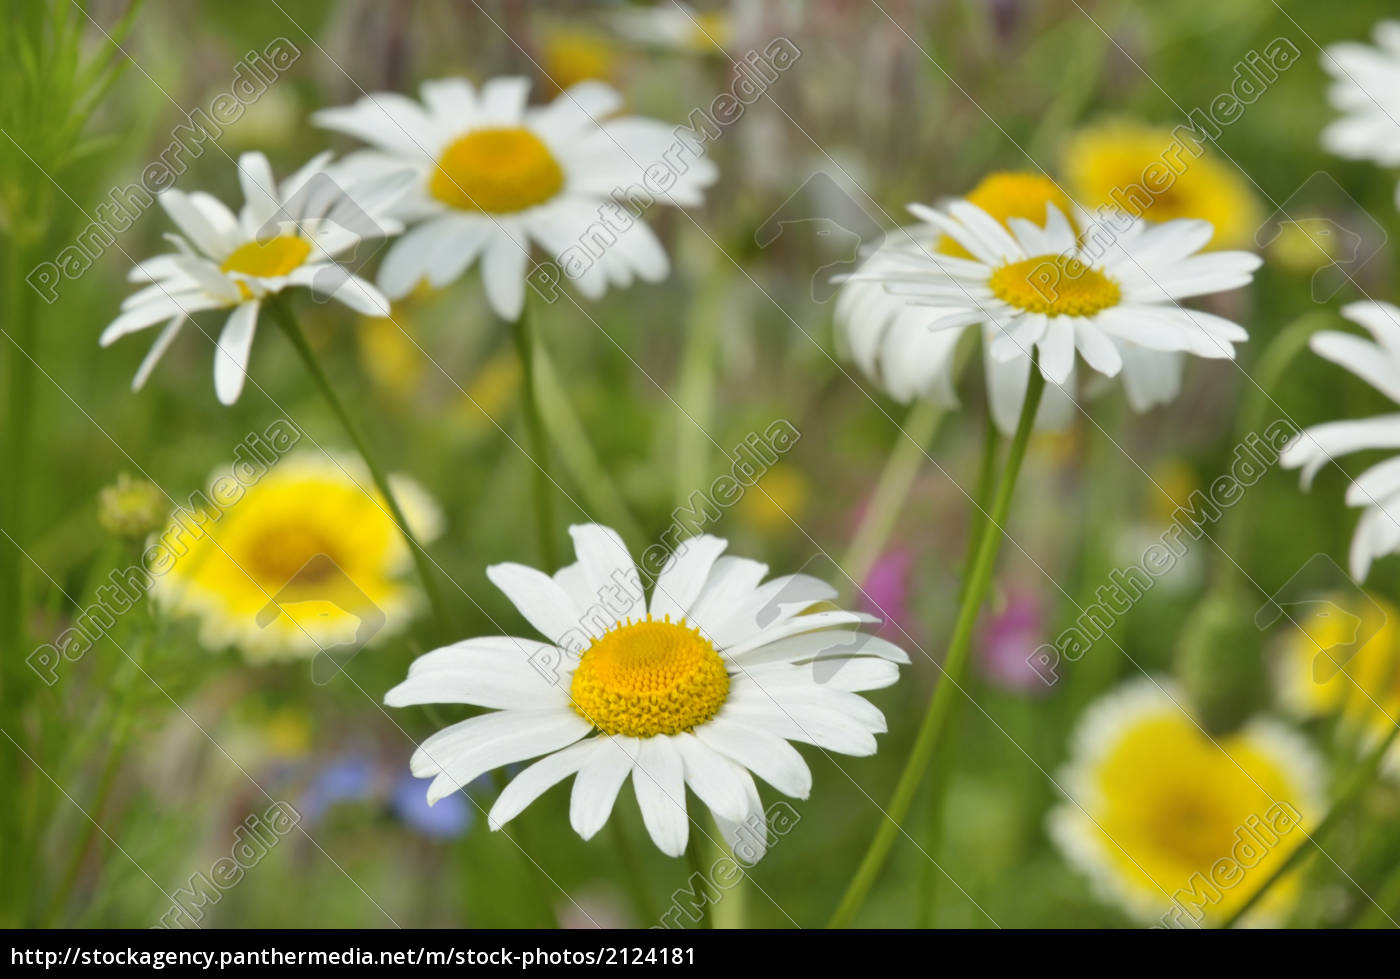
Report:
609,2,732,54
101,152,409,404
1280,301,1400,580
384,523,907,858
1320,21,1400,174
313,76,717,321
837,200,1260,433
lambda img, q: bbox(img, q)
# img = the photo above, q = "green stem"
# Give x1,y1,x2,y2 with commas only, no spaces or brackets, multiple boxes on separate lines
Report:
510,305,560,570
1219,312,1330,585
683,833,711,929
1356,849,1400,929
1223,720,1400,928
268,297,453,635
610,818,657,925
828,358,1045,929
918,413,1000,926
841,400,944,594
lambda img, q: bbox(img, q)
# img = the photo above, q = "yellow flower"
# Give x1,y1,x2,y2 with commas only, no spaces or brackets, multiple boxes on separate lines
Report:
357,314,425,401
1051,680,1324,926
1277,594,1400,772
1062,121,1259,249
938,171,1071,258
151,453,443,663
1148,458,1200,525
541,27,618,92
452,350,521,434
737,463,810,533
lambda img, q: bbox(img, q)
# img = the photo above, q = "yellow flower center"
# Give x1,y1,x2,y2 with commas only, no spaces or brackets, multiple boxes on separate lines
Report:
220,235,312,279
246,523,339,587
429,127,565,213
939,171,1071,258
570,618,730,737
988,254,1121,316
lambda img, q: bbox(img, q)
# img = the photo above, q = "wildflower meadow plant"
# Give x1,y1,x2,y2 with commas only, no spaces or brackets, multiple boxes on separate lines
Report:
9,0,1400,941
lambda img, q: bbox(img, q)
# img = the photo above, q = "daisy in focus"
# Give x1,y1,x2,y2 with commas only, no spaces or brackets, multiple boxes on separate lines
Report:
1062,121,1260,249
836,172,1078,432
1280,302,1400,580
101,152,408,404
1050,679,1324,927
1320,21,1400,177
151,452,443,663
384,524,907,858
1275,594,1400,774
838,195,1260,433
313,77,717,321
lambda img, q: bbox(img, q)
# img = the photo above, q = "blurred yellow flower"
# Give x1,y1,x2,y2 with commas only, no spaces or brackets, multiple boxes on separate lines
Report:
263,707,312,758
152,453,443,663
938,171,1070,258
1148,458,1200,524
737,463,810,533
1063,122,1259,249
541,27,618,92
357,314,425,401
1267,217,1342,274
452,350,521,433
1277,593,1400,772
1051,680,1324,927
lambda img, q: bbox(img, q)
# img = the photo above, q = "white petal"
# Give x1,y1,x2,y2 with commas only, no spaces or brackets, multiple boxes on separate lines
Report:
213,301,259,405
632,736,689,856
570,736,640,840
650,534,728,622
488,738,600,830
486,562,587,646
568,524,645,623
673,732,752,822
694,718,812,798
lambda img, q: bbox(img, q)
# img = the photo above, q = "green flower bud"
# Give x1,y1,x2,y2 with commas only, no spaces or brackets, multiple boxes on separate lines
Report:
97,474,166,540
1175,592,1270,736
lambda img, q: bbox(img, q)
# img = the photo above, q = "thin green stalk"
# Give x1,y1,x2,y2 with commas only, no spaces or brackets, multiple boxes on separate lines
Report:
610,818,657,925
828,359,1046,929
1218,312,1330,585
1224,720,1400,928
268,298,453,635
510,304,560,570
918,413,1000,926
672,261,724,509
841,400,944,593
683,833,711,929
1356,850,1400,929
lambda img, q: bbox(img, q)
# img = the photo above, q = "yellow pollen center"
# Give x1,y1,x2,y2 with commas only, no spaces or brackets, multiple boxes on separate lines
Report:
220,235,312,279
247,524,336,586
430,127,565,213
570,618,730,737
988,254,1121,316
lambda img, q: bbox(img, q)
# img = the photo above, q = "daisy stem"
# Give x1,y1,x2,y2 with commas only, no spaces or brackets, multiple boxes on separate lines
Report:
610,817,658,924
918,412,1000,926
828,359,1045,929
268,297,454,635
683,833,711,929
840,400,944,592
1222,719,1400,928
510,304,561,570
1218,312,1331,588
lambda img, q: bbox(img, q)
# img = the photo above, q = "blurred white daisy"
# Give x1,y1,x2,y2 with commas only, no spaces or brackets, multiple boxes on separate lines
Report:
101,152,408,404
1320,21,1400,176
839,199,1260,433
1050,678,1324,927
313,77,717,321
385,523,907,858
609,2,732,55
1281,301,1400,580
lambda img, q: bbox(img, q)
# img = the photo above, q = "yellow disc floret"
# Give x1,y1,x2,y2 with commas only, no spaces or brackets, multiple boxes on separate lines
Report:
939,171,1071,258
430,127,565,213
988,254,1121,317
220,235,312,278
570,618,730,737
